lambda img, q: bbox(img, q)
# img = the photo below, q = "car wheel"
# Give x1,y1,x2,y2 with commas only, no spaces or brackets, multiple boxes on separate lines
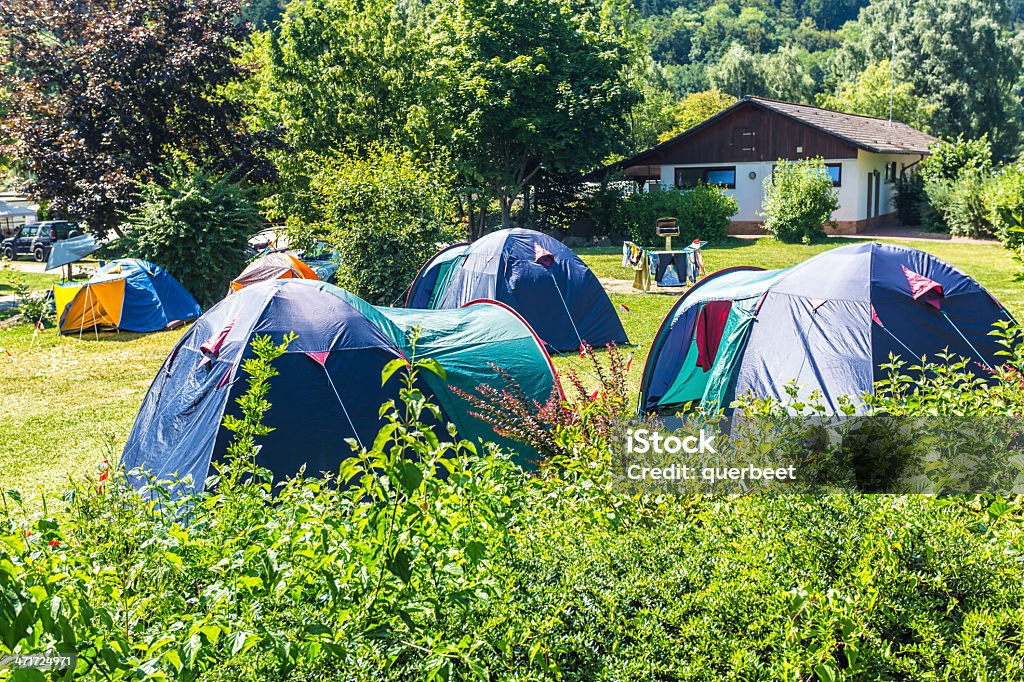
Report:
2,246,14,261
33,246,46,262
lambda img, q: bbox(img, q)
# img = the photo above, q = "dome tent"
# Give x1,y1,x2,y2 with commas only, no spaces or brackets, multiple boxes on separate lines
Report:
122,279,561,492
640,242,1013,414
229,252,320,292
53,259,202,334
407,228,628,352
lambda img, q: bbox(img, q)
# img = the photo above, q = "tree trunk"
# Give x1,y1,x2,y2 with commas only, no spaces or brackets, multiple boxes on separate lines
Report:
521,185,531,228
472,204,487,240
499,195,511,229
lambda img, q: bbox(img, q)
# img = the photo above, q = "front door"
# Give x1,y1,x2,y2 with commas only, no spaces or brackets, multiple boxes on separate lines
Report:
874,171,881,218
866,174,873,219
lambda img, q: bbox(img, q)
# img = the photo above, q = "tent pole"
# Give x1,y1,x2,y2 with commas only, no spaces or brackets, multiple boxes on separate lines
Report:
78,286,90,341
547,270,583,348
940,311,992,370
320,366,365,450
878,325,923,363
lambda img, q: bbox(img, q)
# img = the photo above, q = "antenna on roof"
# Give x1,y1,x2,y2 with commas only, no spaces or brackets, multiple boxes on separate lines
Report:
889,35,896,125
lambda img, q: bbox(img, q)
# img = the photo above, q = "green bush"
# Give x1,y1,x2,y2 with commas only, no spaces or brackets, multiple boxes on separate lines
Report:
918,135,993,184
4,333,1024,679
984,162,1024,249
305,146,459,305
894,173,924,225
917,136,994,233
943,169,994,238
600,185,735,246
124,161,261,308
760,158,839,243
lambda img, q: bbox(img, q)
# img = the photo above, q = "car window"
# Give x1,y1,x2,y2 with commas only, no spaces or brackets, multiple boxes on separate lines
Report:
22,226,38,238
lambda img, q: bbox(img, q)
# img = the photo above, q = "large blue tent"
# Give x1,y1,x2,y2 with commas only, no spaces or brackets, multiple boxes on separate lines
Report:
122,279,561,492
407,228,628,352
640,242,1014,414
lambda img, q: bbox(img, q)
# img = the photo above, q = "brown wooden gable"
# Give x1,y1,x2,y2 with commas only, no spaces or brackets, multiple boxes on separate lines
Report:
648,101,860,165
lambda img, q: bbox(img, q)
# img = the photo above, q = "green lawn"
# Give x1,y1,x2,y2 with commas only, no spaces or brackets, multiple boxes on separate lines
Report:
0,266,61,296
0,236,1020,506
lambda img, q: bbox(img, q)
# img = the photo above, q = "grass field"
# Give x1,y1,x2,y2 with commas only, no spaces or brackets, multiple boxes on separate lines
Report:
0,236,1020,505
0,264,61,296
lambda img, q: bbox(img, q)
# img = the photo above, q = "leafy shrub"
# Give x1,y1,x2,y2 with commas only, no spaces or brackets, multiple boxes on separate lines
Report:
943,169,994,238
305,146,459,305
5,325,1024,678
916,136,994,232
918,135,993,184
124,161,261,307
894,172,924,225
599,185,735,246
984,162,1024,249
18,291,54,327
760,158,839,243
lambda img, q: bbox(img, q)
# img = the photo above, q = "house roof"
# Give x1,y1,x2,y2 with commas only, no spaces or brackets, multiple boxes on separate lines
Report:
590,96,937,179
748,97,937,154
0,200,37,219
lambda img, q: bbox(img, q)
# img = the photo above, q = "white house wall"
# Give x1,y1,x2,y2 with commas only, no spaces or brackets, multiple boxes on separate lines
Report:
660,152,925,231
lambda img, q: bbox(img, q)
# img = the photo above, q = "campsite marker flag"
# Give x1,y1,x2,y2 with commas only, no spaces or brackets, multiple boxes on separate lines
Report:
98,459,109,494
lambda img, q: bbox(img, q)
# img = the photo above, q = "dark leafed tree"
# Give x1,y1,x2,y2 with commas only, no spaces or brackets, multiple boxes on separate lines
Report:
0,0,272,235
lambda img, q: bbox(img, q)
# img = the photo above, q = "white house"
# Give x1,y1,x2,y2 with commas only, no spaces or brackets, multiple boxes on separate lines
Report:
599,96,937,234
0,192,38,239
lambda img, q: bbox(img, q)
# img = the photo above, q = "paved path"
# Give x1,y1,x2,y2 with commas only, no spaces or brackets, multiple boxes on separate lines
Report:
733,224,999,245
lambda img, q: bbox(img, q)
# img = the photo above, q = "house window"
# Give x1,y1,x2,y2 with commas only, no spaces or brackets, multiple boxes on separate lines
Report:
675,167,736,189
884,161,898,183
825,163,842,187
704,168,736,188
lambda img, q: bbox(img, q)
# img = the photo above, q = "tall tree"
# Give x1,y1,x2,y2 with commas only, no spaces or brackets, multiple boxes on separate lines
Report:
707,43,765,98
253,0,431,156
836,0,1022,158
658,89,736,141
818,59,936,130
0,0,265,235
426,0,642,232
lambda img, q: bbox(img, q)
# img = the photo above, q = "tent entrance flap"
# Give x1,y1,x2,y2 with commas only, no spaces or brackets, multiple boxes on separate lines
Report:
59,279,127,333
428,255,466,309
657,301,755,411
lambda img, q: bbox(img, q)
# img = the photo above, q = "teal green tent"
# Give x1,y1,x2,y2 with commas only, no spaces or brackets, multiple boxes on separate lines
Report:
122,280,563,492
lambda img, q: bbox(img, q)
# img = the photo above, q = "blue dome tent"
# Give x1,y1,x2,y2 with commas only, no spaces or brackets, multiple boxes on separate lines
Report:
122,279,561,492
640,242,1014,414
54,259,201,334
407,228,628,352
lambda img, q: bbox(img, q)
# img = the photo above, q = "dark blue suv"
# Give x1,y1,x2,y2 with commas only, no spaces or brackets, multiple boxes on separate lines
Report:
1,221,81,262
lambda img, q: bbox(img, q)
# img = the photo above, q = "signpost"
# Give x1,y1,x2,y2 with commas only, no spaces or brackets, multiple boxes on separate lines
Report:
656,217,679,251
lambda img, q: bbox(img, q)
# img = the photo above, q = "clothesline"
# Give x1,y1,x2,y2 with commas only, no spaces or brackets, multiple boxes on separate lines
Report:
622,240,707,292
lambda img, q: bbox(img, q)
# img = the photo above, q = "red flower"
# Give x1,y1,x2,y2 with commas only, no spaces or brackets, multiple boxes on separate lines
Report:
48,539,61,547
